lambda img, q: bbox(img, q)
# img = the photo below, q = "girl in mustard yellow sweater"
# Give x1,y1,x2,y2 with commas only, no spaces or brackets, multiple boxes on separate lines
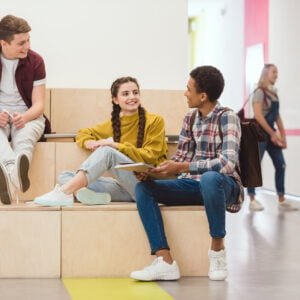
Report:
34,77,167,206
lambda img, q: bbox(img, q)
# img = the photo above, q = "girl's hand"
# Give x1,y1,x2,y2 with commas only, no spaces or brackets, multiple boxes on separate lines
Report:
270,132,286,148
85,137,116,151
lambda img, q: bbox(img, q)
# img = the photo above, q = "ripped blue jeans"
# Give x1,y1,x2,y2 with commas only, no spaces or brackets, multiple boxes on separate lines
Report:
247,139,285,196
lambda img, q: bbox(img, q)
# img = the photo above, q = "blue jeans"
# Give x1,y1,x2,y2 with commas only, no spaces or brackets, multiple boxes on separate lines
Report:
247,139,285,196
135,171,240,254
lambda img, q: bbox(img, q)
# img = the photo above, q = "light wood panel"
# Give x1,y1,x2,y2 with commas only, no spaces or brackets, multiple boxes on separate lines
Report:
0,205,60,278
141,89,188,135
61,204,209,277
50,88,188,135
50,89,111,133
19,142,56,201
55,142,90,180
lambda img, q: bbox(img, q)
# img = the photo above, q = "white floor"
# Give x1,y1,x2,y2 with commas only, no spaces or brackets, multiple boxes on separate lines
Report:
0,191,299,300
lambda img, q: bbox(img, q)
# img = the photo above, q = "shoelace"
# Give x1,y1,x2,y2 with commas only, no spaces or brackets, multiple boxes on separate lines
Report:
2,159,15,167
6,170,20,205
211,256,226,271
143,258,161,271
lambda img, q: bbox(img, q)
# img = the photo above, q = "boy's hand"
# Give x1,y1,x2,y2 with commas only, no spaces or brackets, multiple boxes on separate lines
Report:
134,172,151,181
0,112,9,128
150,160,189,176
12,112,27,129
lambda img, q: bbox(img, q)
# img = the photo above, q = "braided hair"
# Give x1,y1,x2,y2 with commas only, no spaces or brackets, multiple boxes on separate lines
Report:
110,77,146,148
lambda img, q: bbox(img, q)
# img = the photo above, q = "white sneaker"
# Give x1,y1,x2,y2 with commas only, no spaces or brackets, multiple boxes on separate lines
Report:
130,256,180,281
34,185,73,207
0,161,16,205
278,201,298,211
208,249,228,281
249,199,264,211
9,154,30,192
75,188,111,205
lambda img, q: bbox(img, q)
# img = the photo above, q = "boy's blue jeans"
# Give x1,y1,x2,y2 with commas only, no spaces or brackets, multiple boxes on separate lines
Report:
135,171,240,254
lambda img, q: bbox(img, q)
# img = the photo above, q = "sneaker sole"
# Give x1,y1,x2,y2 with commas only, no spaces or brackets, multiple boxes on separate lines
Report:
34,199,73,207
18,155,30,192
0,163,12,205
130,272,180,281
76,189,111,205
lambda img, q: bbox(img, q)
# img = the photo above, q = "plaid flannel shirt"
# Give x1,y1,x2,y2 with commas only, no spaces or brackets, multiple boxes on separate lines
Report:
172,102,244,209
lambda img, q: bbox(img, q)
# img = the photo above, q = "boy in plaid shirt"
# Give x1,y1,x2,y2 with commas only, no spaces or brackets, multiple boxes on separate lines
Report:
131,66,243,282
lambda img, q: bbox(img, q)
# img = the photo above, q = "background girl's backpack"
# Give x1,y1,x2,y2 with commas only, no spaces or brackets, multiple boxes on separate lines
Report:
219,109,263,187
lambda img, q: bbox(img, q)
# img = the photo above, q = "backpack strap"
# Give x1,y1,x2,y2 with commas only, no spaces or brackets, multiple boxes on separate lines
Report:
189,109,198,137
242,87,268,109
217,108,232,141
188,109,198,158
218,108,242,179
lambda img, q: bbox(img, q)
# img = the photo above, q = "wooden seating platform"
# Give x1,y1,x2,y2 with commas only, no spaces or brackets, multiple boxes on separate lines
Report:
0,88,210,278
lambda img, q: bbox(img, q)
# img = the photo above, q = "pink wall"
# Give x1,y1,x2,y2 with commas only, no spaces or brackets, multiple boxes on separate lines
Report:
243,0,269,105
244,0,300,135
244,0,269,61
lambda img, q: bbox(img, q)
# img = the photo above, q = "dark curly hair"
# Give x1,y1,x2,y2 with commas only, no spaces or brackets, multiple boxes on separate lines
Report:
110,77,146,148
190,66,225,102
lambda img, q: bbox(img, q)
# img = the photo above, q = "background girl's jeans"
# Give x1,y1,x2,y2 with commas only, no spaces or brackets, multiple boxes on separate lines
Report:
247,139,285,196
135,171,240,254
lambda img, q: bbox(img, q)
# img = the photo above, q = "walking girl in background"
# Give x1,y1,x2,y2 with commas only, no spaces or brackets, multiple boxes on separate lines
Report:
248,64,298,211
34,76,167,206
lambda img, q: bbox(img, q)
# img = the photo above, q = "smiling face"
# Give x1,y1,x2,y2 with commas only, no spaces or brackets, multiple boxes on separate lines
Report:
113,81,141,115
184,77,207,109
0,32,30,59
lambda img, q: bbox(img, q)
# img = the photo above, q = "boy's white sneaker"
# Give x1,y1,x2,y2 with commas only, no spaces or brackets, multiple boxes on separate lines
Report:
9,154,30,192
130,256,180,281
0,161,15,205
208,249,228,281
34,185,73,207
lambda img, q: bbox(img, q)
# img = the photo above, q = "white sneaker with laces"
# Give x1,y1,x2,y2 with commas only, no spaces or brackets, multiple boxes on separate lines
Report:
278,201,298,211
34,185,73,207
9,154,30,192
130,256,180,281
0,161,17,205
249,199,264,211
208,249,228,281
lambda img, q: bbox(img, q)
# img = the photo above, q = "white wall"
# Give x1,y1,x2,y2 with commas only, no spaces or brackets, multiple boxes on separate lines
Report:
269,0,300,129
264,0,300,195
189,0,245,111
1,0,188,89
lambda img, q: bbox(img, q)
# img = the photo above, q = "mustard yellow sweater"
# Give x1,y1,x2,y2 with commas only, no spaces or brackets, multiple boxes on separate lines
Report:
76,112,167,166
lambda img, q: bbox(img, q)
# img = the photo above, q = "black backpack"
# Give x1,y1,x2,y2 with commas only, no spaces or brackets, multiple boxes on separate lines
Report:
189,108,263,187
